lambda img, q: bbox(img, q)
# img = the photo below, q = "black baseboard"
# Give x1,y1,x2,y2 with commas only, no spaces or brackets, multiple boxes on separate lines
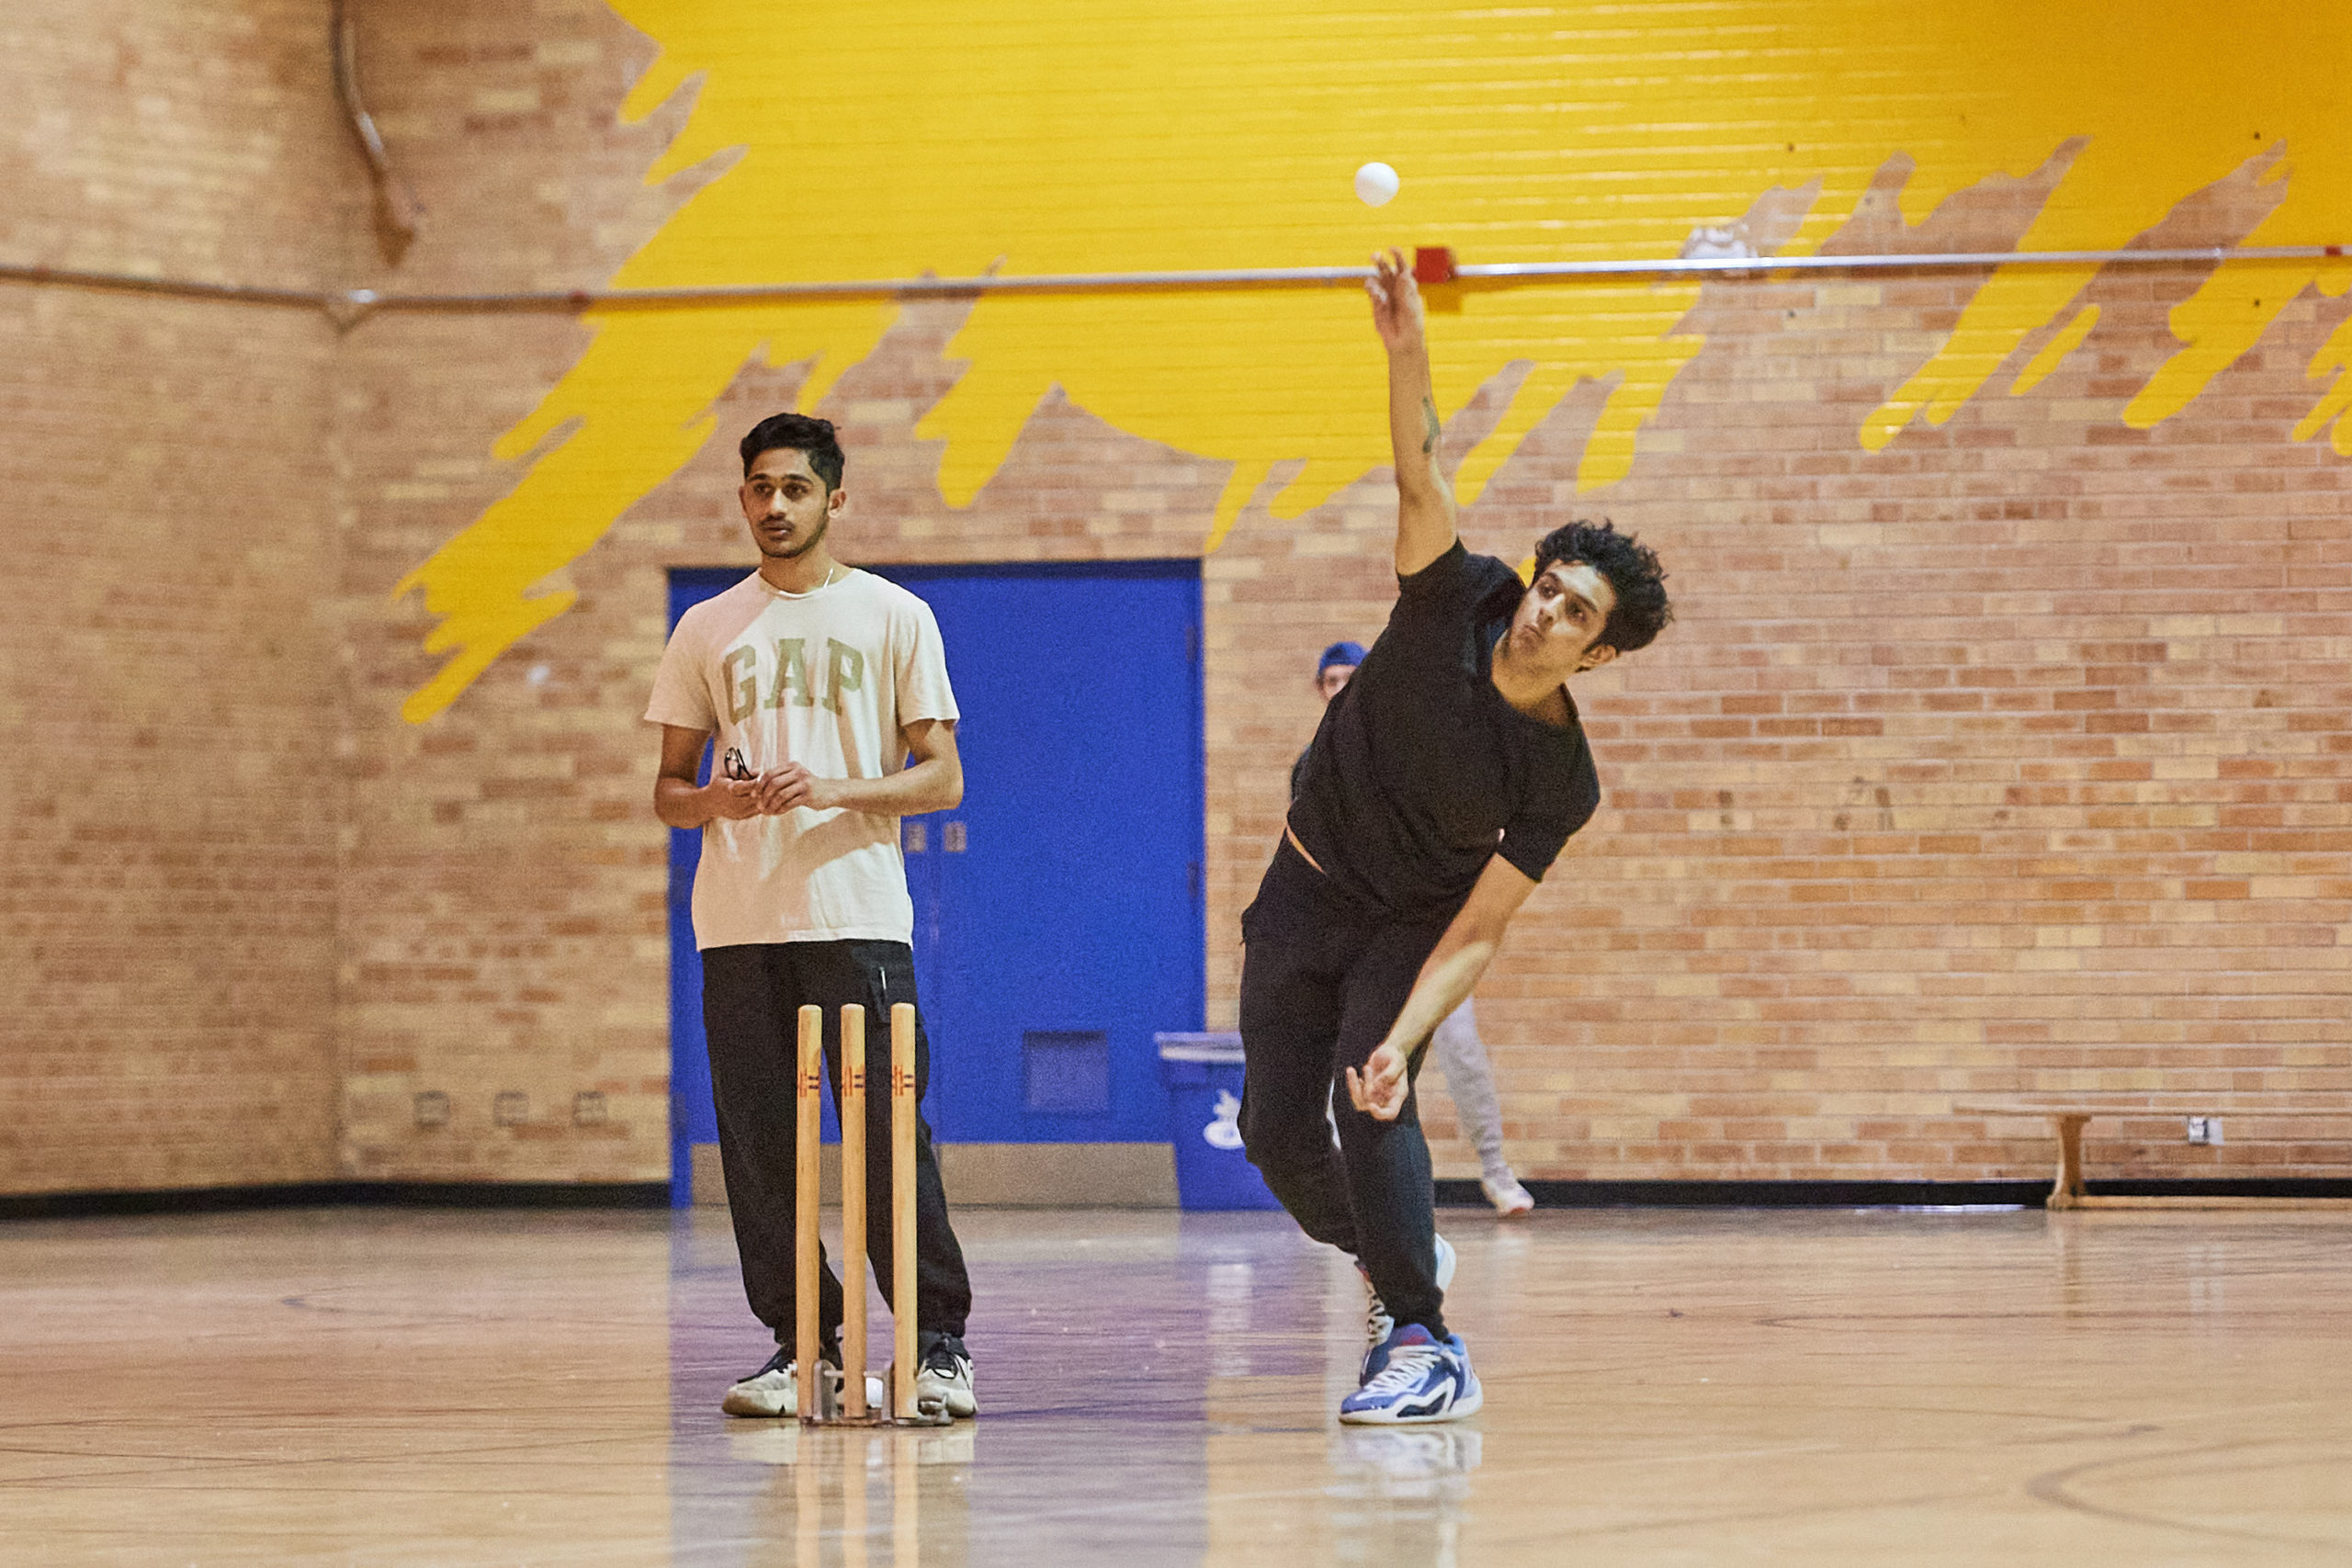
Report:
18,1177,2347,1221
1433,1177,2352,1210
2069,1177,2352,1201
0,1180,671,1221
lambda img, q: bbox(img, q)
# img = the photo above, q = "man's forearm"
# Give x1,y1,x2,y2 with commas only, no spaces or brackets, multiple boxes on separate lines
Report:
822,755,963,818
1385,330,1457,577
1386,336,1453,511
654,777,718,829
1381,931,1498,1063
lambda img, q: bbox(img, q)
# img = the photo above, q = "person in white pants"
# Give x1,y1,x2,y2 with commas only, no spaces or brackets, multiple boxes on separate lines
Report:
1295,640,1536,1216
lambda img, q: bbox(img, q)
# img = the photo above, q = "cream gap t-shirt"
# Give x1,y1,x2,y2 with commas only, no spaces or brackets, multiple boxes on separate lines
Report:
644,568,958,949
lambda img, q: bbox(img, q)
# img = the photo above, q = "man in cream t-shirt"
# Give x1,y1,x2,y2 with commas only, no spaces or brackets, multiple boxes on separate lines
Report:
647,412,977,1419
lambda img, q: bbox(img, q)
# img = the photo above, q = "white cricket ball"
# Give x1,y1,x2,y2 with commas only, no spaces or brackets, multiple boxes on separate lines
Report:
1353,161,1400,207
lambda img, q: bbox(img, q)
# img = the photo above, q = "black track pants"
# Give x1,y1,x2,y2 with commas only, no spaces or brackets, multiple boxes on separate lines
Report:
700,941,972,1347
1238,839,1450,1338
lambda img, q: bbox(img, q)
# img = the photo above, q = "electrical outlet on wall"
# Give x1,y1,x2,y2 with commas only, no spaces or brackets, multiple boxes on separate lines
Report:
2186,1115,2224,1145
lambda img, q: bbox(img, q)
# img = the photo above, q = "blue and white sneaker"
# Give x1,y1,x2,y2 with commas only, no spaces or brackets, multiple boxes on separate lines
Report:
1359,1232,1456,1379
1338,1325,1484,1425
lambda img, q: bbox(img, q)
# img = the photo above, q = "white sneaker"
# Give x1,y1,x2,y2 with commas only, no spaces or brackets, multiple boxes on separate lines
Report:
720,1349,883,1417
720,1348,805,1417
1480,1174,1535,1216
1361,1232,1456,1358
914,1331,978,1418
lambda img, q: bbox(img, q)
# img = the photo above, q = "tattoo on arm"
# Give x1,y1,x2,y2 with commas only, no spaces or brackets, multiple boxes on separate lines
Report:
1420,397,1442,456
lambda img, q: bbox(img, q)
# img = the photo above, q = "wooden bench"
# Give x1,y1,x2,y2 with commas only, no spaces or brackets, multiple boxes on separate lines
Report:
1955,1098,2352,1210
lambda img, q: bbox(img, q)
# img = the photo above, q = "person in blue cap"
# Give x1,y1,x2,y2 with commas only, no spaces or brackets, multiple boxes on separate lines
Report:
1294,641,1536,1220
1240,250,1671,1426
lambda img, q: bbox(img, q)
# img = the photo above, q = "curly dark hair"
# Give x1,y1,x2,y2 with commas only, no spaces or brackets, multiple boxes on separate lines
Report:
740,412,845,491
1532,519,1671,654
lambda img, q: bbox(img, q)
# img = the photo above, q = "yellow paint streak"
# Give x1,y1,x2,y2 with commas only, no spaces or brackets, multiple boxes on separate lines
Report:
399,0,2352,718
1867,265,2102,449
1455,363,1577,508
1579,315,1710,491
1863,13,2352,446
2011,304,2099,396
2128,254,2315,430
1202,462,1268,555
393,302,894,721
2293,307,2352,454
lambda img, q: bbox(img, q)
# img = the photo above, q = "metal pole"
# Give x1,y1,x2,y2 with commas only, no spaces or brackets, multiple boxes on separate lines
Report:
0,243,2341,325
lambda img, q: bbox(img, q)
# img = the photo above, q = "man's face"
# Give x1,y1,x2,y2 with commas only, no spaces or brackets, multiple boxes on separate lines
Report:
739,446,842,559
1507,559,1619,679
1317,664,1357,703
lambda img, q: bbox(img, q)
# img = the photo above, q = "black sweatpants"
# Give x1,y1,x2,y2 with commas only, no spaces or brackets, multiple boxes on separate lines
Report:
1238,838,1450,1338
701,941,972,1349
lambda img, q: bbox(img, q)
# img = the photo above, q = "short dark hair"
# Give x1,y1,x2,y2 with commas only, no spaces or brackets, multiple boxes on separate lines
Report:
1532,519,1671,654
740,412,845,491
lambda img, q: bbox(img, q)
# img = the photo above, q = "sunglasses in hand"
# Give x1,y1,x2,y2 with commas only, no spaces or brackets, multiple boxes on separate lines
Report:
720,747,754,782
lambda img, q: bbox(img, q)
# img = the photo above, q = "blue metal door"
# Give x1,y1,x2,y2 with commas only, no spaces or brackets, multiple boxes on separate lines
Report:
666,562,1204,1201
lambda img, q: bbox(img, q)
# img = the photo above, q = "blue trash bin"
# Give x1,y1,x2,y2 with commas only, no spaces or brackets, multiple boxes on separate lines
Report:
1155,1032,1283,1211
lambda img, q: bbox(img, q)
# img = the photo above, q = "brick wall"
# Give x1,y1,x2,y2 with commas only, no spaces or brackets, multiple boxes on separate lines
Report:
334,1,704,1180
326,6,2348,1188
1410,173,2352,1181
9,3,2350,1195
0,0,352,1193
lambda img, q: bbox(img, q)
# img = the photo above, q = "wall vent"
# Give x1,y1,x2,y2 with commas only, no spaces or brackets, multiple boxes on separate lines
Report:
1022,1031,1111,1115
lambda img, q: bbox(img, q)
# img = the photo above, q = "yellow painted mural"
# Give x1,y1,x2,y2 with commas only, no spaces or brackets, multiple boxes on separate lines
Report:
394,0,2352,721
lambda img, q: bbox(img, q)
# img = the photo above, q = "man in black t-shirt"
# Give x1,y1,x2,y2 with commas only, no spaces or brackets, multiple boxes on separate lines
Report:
1294,640,1537,1217
1239,249,1672,1426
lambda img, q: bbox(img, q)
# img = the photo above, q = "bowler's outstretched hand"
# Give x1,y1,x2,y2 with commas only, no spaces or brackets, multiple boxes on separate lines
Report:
1365,248,1424,354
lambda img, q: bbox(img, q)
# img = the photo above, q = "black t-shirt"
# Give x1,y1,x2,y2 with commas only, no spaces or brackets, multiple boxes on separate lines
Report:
1287,543,1600,919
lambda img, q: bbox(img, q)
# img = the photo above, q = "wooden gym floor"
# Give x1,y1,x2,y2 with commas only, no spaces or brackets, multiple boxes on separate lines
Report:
3,1202,2348,1565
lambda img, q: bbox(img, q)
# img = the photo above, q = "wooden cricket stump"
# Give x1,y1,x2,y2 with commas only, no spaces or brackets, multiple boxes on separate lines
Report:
795,1002,945,1425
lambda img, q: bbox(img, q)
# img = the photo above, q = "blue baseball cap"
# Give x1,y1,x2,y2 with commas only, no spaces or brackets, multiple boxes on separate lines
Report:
1317,640,1367,674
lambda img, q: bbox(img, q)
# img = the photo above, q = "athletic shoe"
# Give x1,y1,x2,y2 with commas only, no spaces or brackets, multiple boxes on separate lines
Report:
1360,1232,1456,1373
719,1347,881,1417
1481,1174,1536,1216
721,1347,820,1417
1339,1324,1484,1426
914,1329,978,1418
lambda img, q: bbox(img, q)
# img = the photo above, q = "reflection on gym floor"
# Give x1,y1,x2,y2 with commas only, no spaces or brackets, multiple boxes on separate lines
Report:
6,1205,2351,1564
